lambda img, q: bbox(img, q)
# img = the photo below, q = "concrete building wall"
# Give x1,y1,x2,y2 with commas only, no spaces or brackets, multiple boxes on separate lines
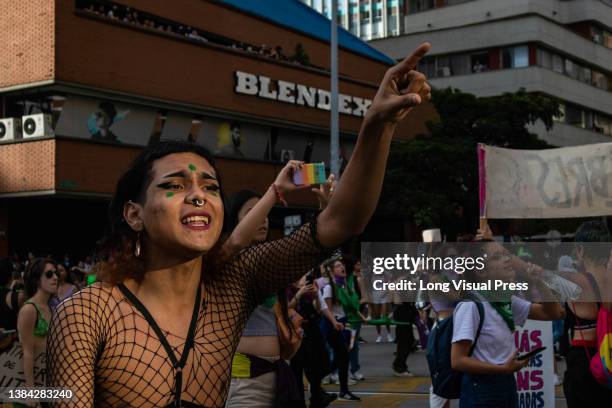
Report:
529,120,611,147
402,0,612,35
427,66,612,114
374,15,612,70
0,0,55,89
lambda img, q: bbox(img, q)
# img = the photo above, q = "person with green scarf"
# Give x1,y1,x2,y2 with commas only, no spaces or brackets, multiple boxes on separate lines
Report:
334,259,368,381
320,259,364,401
451,236,564,408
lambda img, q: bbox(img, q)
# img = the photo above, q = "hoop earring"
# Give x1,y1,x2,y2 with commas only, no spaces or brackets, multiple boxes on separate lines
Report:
135,232,141,257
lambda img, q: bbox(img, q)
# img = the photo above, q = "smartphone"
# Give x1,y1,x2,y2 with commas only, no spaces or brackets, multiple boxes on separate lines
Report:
305,273,315,285
516,346,546,360
293,162,326,186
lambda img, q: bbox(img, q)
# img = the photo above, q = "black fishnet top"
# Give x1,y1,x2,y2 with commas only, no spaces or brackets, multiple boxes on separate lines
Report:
47,222,332,407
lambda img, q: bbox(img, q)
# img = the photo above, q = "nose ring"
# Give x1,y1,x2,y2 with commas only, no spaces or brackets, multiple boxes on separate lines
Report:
193,198,205,207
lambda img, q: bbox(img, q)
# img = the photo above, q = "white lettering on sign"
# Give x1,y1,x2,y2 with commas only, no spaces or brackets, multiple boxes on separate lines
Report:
234,71,372,117
234,71,258,95
296,85,317,107
277,80,296,103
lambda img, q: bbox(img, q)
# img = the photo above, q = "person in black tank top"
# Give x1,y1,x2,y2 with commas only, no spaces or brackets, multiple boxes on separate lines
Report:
563,221,612,407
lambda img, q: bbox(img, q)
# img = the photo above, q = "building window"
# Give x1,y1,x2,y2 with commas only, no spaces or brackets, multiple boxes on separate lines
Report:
418,57,436,79
565,105,584,128
445,0,473,4
592,71,609,90
555,103,612,137
577,65,591,84
604,30,612,49
591,25,604,44
470,52,489,73
502,46,528,69
594,114,612,136
565,59,578,79
437,56,451,77
552,54,564,74
554,103,565,123
408,0,435,13
537,49,552,70
449,54,470,75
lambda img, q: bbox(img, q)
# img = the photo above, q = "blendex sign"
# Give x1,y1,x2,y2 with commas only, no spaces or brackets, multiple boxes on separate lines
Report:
235,71,372,118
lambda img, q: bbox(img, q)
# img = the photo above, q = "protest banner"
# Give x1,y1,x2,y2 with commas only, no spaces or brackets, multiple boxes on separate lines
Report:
478,143,612,218
0,342,46,388
515,320,554,408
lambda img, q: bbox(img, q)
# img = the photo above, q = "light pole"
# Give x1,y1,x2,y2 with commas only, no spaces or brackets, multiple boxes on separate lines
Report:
330,0,339,178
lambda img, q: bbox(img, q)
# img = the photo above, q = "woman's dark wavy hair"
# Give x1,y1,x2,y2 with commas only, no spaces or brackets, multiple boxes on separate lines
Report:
24,258,57,298
574,220,611,265
96,140,226,285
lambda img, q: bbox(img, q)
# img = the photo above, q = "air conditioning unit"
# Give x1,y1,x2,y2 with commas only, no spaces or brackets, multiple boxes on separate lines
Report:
22,113,54,138
0,118,22,142
280,149,296,163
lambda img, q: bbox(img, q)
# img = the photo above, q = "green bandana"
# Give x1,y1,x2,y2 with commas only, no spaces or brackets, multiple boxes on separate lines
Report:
262,295,276,309
335,277,361,323
478,290,515,332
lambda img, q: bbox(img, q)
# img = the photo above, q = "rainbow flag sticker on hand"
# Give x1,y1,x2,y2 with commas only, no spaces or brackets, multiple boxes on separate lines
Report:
293,162,326,186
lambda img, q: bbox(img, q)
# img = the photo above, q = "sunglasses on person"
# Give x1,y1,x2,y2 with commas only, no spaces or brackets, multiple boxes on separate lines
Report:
44,269,58,279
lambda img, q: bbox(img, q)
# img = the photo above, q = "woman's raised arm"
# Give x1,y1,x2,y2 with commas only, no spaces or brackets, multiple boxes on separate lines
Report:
317,43,432,248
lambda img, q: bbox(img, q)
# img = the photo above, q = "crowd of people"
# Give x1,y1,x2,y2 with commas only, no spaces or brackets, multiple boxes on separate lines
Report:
0,38,610,408
0,42,433,407
77,0,312,67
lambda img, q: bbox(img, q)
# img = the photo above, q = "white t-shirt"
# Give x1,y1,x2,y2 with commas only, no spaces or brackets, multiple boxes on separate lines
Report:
452,295,531,365
321,284,345,319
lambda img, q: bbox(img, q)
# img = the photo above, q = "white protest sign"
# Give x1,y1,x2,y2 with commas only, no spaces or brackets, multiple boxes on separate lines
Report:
478,143,612,218
514,320,554,408
0,342,46,388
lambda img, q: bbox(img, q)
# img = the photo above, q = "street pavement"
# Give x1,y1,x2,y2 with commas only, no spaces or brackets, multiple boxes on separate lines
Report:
321,324,568,407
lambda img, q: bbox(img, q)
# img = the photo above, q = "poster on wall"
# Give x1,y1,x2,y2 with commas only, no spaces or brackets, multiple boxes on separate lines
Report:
514,320,554,408
54,95,158,145
195,118,269,160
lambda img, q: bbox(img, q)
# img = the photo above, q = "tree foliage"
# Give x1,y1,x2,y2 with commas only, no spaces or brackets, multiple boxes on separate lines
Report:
380,88,560,228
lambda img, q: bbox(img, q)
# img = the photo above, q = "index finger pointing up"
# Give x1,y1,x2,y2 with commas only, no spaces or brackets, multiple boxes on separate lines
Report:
393,42,432,75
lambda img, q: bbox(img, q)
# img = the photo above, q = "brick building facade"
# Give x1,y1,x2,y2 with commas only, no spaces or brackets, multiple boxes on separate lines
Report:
0,0,437,258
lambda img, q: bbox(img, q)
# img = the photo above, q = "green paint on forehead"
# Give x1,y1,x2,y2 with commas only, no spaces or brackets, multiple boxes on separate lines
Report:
166,192,174,198
188,164,197,172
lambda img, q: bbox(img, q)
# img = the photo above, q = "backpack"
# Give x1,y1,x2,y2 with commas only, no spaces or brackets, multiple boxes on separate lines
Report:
426,300,484,399
588,306,612,389
578,274,612,389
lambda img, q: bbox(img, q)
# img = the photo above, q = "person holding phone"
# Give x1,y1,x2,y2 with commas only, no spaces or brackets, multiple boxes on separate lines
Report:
319,259,361,401
288,273,336,408
451,235,564,408
47,43,433,407
224,165,307,408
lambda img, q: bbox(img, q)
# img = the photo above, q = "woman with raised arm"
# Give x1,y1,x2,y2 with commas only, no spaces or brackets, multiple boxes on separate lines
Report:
46,43,432,407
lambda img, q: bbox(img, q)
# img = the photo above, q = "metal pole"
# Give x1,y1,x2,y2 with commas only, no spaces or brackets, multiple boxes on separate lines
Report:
330,0,339,177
